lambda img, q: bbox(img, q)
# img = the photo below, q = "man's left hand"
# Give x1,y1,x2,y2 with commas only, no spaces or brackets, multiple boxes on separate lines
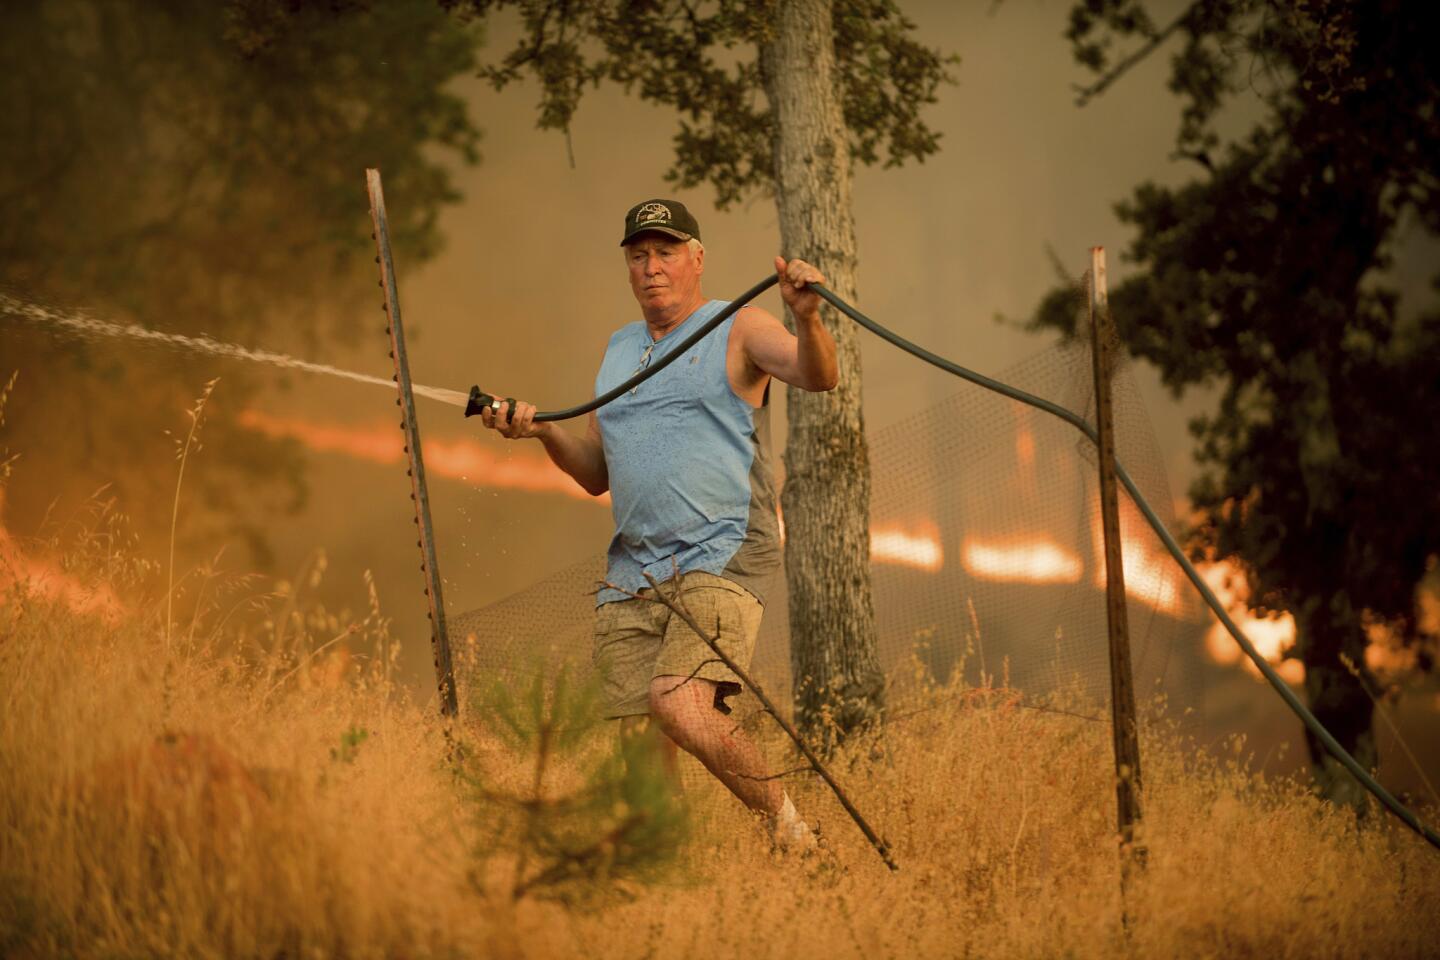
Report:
774,256,825,323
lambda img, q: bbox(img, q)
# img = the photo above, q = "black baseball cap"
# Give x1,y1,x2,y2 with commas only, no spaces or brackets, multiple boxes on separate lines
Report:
620,198,701,246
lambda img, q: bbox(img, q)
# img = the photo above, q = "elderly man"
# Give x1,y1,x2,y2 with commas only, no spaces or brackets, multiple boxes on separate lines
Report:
479,198,837,851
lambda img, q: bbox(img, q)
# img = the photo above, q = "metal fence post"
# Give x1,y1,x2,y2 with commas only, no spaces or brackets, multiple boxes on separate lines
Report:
367,168,458,718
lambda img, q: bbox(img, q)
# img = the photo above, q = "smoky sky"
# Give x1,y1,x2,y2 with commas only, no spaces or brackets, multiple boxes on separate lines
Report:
16,2,1438,782
264,1,1221,633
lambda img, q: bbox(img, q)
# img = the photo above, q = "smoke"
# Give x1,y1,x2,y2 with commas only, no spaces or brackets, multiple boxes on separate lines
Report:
236,409,606,504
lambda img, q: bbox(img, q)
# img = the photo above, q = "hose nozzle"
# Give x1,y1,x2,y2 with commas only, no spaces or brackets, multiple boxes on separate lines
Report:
464,385,494,418
465,386,518,420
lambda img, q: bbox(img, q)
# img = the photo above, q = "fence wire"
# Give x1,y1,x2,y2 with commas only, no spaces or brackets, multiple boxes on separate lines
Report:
444,288,1208,853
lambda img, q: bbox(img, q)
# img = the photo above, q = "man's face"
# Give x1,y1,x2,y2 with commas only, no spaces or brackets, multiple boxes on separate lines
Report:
624,233,703,314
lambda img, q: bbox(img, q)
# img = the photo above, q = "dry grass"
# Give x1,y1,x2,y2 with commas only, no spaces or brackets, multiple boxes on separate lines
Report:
2,547,1438,960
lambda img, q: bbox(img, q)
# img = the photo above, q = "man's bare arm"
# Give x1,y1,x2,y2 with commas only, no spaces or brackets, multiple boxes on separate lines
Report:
734,257,839,393
480,402,609,496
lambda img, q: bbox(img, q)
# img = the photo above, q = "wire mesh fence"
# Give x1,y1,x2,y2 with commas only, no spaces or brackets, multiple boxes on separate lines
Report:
446,290,1208,861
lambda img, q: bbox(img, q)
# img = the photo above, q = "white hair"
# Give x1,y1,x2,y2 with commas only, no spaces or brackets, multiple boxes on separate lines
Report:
622,236,705,260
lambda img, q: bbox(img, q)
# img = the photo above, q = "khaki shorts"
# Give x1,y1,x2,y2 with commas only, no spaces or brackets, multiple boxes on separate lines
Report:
593,571,763,719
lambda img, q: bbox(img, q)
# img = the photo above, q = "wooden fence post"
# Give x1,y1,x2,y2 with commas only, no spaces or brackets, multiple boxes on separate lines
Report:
1088,247,1146,878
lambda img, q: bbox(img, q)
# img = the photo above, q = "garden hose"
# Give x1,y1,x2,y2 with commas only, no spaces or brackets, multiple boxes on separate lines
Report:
466,272,1440,851
465,275,781,420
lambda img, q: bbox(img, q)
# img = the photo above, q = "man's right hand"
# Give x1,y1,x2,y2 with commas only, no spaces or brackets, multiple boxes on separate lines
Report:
479,399,548,440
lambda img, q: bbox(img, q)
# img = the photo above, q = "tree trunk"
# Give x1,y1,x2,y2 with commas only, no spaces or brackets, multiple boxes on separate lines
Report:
760,0,884,746
1298,594,1377,811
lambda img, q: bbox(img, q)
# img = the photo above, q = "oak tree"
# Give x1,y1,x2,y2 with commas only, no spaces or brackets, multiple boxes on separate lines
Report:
1034,0,1440,804
443,0,954,742
0,0,479,561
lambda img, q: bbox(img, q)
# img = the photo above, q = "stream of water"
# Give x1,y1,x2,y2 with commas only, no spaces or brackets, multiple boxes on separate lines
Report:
0,292,470,408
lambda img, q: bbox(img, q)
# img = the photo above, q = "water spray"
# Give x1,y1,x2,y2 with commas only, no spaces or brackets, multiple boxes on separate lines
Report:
0,293,470,409
4,170,1429,852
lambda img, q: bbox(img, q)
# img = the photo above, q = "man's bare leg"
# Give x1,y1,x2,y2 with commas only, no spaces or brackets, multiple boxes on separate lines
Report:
646,675,783,816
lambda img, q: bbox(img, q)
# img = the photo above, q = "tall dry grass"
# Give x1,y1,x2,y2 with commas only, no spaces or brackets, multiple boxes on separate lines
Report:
0,552,497,957
2,486,1438,957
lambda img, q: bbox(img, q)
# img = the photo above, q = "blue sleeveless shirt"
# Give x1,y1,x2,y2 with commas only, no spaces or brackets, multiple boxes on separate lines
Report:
594,300,781,606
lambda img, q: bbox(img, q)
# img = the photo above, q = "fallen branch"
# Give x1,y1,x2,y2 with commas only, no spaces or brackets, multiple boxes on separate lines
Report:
729,765,814,783
631,571,899,872
659,657,726,697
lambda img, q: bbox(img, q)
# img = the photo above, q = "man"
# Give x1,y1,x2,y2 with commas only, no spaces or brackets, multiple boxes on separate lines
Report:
479,198,837,851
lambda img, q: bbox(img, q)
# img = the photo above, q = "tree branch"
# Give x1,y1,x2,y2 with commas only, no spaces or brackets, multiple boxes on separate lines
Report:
631,571,899,872
657,657,727,697
1073,1,1201,107
512,811,649,899
727,764,813,783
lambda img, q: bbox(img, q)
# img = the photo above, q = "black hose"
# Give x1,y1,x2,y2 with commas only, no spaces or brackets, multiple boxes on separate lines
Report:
470,272,1440,851
809,283,1440,852
465,275,779,420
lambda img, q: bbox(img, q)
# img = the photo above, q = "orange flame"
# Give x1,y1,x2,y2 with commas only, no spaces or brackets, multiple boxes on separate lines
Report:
1015,426,1036,470
957,513,1188,616
871,521,944,572
1362,619,1418,675
1013,417,1039,503
237,409,607,504
777,510,944,572
1088,501,1189,617
1199,560,1303,683
0,492,125,621
960,535,1083,584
